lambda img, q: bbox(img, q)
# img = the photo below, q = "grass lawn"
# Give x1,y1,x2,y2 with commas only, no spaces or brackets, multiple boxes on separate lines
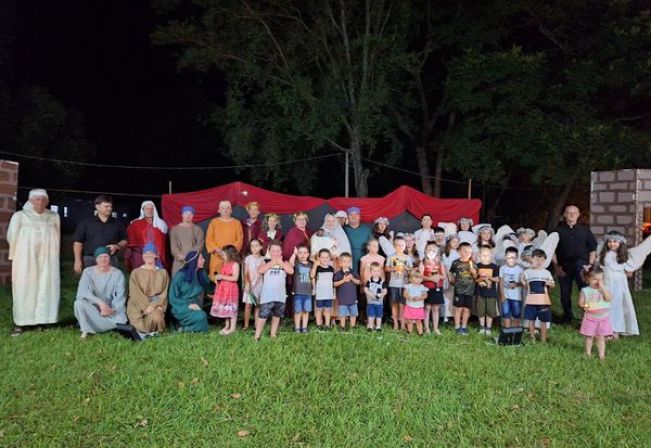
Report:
1,261,650,447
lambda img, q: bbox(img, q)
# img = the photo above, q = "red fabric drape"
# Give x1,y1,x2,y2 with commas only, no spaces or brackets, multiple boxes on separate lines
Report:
162,182,481,226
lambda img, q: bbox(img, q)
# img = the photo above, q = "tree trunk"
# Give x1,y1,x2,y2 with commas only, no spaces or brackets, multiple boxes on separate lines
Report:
415,145,433,195
350,130,369,197
545,181,574,231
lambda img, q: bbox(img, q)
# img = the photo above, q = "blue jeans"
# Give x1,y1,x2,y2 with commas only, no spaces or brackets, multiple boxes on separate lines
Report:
337,304,359,317
500,299,522,319
367,304,384,319
293,294,312,313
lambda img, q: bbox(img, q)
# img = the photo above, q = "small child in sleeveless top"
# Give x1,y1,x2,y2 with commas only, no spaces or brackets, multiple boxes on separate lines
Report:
578,267,613,359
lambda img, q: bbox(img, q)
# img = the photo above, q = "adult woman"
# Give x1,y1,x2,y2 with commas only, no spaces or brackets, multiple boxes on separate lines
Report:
169,251,210,332
127,243,170,334
74,246,127,338
310,213,352,259
259,213,283,254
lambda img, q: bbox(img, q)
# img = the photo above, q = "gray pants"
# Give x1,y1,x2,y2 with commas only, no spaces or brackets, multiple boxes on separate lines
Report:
83,255,120,268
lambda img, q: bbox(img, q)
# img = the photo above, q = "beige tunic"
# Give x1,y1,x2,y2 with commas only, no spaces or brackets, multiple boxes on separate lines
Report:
169,223,205,277
7,205,61,326
127,266,169,332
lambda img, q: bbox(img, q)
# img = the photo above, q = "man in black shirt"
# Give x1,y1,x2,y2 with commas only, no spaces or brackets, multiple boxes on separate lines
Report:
72,195,127,273
552,205,597,323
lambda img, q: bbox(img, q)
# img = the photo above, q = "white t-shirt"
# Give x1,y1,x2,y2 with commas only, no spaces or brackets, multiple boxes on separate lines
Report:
404,284,428,309
499,265,524,301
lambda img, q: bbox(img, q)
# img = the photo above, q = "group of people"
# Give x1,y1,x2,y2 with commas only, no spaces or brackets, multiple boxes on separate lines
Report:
7,190,650,357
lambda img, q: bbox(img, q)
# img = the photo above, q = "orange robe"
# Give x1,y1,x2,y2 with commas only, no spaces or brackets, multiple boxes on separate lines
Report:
205,217,243,280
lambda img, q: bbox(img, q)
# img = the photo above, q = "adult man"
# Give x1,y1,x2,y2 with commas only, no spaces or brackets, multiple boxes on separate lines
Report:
125,200,168,271
7,189,60,336
552,205,597,323
205,200,243,280
73,195,127,274
169,205,205,276
343,207,372,271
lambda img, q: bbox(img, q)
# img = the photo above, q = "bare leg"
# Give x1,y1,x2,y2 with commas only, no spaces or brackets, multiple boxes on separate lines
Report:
461,308,470,329
301,312,309,330
392,304,399,330
270,316,280,338
585,336,594,357
432,306,440,333
424,305,432,333
540,323,548,343
293,313,301,330
416,320,423,335
596,336,606,359
528,321,536,342
243,304,252,329
254,317,267,340
228,317,237,334
454,307,462,329
486,316,493,331
407,320,413,334
340,316,346,328
503,317,511,329
479,316,486,329
399,304,406,330
324,308,331,327
315,308,323,327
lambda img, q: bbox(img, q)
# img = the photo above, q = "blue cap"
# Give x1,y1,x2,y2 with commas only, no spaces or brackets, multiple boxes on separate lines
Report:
347,207,361,215
94,246,110,258
143,243,158,255
181,205,195,215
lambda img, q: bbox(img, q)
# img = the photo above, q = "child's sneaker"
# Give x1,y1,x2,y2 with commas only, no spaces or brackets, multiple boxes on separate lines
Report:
316,325,322,331
455,327,463,335
460,327,469,336
301,327,309,334
484,328,492,336
375,326,382,332
294,327,301,333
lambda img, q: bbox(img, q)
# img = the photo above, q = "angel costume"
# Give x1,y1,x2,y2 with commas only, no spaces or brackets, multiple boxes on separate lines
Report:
310,214,352,259
602,234,651,336
7,190,61,327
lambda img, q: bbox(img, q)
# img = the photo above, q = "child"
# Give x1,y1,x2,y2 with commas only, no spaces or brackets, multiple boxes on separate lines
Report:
364,262,387,331
311,249,335,329
516,227,535,255
402,271,428,335
259,213,283,256
333,252,361,330
420,242,446,335
474,246,500,335
599,231,651,338
578,266,613,359
448,242,477,335
255,242,294,340
499,247,524,328
523,249,555,343
404,233,421,269
210,245,240,335
360,239,386,285
290,245,313,333
385,237,414,330
442,234,460,323
242,238,265,331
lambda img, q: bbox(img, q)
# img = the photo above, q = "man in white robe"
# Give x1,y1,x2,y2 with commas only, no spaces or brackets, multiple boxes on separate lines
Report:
6,189,61,335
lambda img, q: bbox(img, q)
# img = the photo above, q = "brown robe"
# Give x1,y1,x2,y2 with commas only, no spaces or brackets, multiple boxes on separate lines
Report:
127,266,169,332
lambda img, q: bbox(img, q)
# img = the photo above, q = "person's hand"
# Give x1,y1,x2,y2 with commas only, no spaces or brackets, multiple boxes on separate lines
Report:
143,305,155,316
293,247,298,256
556,265,566,278
107,244,118,256
98,302,113,317
214,274,222,281
73,259,83,275
189,304,201,311
177,254,186,261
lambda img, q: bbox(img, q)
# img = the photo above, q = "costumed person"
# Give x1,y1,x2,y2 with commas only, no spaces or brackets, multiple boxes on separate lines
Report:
598,230,651,337
74,246,127,338
414,214,436,259
72,195,127,273
310,213,352,261
125,200,168,271
7,189,60,336
259,213,283,255
241,201,262,255
335,210,348,227
169,205,205,277
127,243,170,335
372,217,395,259
169,251,210,333
457,217,477,246
282,211,312,260
516,228,536,254
205,200,244,280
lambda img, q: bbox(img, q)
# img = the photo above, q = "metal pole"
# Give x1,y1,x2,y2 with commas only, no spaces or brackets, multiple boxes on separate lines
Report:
168,181,172,195
467,178,472,199
345,151,349,198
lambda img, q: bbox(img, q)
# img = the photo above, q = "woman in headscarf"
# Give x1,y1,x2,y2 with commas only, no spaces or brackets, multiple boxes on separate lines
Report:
125,200,168,271
74,246,127,338
169,205,205,276
310,213,352,259
127,243,169,334
169,251,210,332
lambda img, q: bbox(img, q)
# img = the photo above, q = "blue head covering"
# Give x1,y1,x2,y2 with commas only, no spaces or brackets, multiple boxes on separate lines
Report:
347,206,361,215
94,246,110,258
181,205,195,215
143,243,158,255
181,251,200,283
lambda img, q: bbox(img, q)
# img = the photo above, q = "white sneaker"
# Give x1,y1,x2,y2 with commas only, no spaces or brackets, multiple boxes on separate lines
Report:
485,328,492,336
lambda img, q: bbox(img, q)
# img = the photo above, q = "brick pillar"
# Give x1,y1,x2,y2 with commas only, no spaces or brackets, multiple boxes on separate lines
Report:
0,160,19,285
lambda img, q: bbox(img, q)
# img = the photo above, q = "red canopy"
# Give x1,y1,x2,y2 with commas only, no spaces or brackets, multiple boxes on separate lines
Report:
162,181,482,226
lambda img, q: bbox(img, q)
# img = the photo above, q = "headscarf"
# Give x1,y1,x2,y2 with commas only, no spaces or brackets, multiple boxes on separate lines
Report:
143,242,158,255
181,205,195,215
319,213,352,255
181,251,200,283
139,200,168,234
604,230,627,244
94,246,110,258
23,189,49,211
516,227,536,238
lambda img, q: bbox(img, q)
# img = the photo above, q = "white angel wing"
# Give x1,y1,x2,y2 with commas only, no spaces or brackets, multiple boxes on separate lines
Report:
439,222,458,237
532,230,548,249
539,232,559,269
493,225,515,263
624,235,651,271
379,235,396,258
458,230,477,245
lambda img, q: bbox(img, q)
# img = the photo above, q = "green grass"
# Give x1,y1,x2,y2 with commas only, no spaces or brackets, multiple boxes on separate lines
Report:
1,261,650,447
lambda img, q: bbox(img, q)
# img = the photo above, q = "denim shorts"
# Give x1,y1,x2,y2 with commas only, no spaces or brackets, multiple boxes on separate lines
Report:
367,303,384,318
523,304,552,323
259,301,286,319
293,294,313,313
388,287,405,305
500,299,522,319
337,304,359,317
316,299,333,309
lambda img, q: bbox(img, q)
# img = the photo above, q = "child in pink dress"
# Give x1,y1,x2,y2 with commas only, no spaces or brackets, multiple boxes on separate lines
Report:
579,266,613,359
210,245,241,335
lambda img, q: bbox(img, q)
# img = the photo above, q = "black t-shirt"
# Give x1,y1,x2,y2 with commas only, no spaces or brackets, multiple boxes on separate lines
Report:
73,216,128,256
476,263,499,298
553,222,597,265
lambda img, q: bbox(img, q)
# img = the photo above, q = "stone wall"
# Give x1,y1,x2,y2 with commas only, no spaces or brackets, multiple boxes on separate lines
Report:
0,160,19,285
590,169,651,291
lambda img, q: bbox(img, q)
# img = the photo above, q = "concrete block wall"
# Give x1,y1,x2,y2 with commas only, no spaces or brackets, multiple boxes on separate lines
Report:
0,160,19,285
591,169,651,291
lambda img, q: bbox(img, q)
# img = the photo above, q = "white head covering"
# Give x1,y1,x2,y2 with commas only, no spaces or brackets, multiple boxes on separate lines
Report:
28,188,49,199
321,213,352,255
138,200,168,234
